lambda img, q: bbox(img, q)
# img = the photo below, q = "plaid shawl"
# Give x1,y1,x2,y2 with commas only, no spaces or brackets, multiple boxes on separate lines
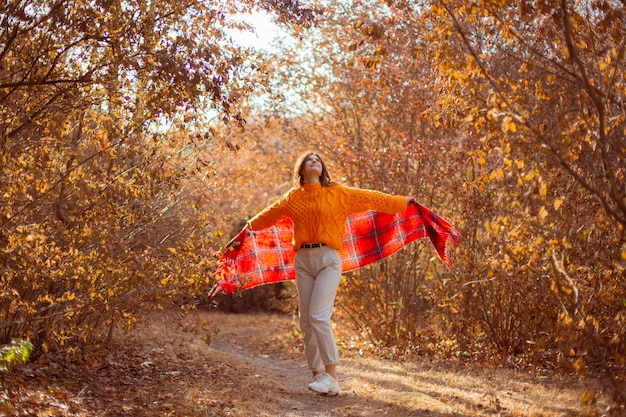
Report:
211,199,461,295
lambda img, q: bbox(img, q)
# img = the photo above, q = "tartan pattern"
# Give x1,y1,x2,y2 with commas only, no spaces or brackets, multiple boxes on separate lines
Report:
211,199,461,295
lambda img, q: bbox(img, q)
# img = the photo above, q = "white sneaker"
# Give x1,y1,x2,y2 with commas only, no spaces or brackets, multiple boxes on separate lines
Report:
308,373,340,395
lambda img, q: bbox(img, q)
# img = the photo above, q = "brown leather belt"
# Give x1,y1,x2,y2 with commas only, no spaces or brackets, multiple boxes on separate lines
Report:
300,243,326,249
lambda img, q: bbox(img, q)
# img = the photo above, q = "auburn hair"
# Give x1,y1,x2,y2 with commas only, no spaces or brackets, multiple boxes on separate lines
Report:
293,151,335,187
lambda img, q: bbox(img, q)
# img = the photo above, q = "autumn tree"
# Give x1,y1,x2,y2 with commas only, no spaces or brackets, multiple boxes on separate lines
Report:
421,0,625,409
0,0,316,354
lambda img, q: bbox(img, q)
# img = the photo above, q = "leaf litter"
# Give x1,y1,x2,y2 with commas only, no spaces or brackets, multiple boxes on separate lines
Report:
0,310,609,416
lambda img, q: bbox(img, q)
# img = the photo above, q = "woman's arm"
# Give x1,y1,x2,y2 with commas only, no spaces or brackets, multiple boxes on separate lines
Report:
247,192,291,231
345,185,408,214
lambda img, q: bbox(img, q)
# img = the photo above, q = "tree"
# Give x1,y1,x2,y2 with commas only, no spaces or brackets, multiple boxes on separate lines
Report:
429,0,625,410
0,0,316,353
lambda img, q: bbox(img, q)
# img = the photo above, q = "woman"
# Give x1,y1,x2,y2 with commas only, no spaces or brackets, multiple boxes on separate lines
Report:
246,151,410,395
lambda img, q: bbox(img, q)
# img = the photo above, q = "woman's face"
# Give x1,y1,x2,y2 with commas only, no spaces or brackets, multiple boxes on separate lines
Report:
301,154,323,180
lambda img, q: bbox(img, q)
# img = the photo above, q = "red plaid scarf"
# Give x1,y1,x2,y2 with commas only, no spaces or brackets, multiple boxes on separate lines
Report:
211,199,460,295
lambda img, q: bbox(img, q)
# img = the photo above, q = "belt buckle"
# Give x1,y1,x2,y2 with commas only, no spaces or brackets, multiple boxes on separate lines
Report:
302,242,324,249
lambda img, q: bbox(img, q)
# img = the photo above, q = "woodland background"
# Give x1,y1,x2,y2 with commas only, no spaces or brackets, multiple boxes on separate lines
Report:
0,0,624,414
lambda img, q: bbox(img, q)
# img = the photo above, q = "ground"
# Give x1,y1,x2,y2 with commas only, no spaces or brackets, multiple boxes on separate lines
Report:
0,309,609,416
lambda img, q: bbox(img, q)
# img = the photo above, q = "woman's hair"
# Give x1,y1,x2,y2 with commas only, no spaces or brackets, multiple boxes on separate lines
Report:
293,151,335,187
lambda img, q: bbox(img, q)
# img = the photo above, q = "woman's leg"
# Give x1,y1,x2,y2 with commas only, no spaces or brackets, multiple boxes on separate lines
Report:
295,252,325,374
305,247,342,395
307,248,342,372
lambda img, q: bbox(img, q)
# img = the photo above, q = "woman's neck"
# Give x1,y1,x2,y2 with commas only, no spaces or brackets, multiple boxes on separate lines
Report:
302,176,320,185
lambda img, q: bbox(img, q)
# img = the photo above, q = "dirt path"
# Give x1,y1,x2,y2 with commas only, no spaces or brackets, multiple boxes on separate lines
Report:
1,309,608,416
175,310,606,417
207,323,326,417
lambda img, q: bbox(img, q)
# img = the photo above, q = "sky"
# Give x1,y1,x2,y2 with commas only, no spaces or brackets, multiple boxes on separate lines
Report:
228,11,287,51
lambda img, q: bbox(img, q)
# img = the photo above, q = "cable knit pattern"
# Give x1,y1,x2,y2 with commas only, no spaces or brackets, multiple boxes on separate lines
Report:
248,183,407,250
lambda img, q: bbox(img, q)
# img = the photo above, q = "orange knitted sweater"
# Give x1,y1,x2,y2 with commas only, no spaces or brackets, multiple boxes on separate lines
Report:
248,183,408,250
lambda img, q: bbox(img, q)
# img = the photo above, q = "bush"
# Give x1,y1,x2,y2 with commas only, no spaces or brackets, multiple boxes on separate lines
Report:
0,339,33,372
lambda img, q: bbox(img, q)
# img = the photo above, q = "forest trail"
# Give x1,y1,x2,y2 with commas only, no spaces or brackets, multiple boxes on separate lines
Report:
1,309,607,416
165,310,604,417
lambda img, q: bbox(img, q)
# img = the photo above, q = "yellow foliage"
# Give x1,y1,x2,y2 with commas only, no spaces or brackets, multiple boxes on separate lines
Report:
501,116,517,133
573,357,586,372
539,181,547,197
523,170,535,181
562,236,573,249
559,312,573,326
489,168,504,180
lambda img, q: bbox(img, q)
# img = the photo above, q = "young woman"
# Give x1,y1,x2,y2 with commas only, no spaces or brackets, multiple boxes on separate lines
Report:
245,151,410,395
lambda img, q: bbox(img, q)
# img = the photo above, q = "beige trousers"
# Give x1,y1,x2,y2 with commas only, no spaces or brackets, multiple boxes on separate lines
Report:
294,245,342,371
